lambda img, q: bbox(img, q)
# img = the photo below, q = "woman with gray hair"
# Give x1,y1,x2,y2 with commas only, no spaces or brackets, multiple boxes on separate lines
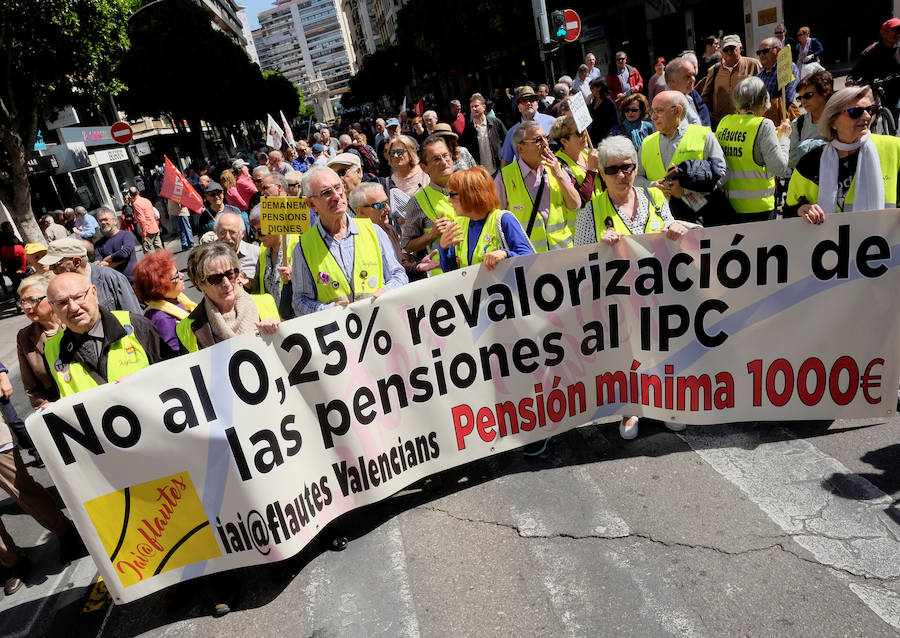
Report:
714,76,792,223
175,242,280,352
577,135,691,440
786,85,900,222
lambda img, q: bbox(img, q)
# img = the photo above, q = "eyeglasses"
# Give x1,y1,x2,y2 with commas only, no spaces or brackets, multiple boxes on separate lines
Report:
170,271,184,282
524,136,548,145
775,30,785,35
722,46,737,53
447,191,459,198
50,287,91,310
429,152,452,163
314,183,344,199
843,105,877,119
603,163,636,176
624,107,641,113
207,191,224,197
335,167,355,177
17,295,46,310
756,47,773,56
287,181,301,187
253,226,266,237
388,149,407,157
797,91,817,101
206,268,240,286
364,200,390,210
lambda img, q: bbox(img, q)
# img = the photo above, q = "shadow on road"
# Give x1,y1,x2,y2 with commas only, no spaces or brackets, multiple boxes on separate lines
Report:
822,442,900,525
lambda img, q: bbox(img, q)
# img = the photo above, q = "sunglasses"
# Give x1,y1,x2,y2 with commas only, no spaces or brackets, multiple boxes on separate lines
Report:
797,91,817,101
365,200,390,210
287,181,301,187
722,46,737,52
603,163,636,176
755,47,773,56
388,149,406,157
206,268,239,285
615,57,626,62
843,105,877,119
623,107,641,113
335,167,356,177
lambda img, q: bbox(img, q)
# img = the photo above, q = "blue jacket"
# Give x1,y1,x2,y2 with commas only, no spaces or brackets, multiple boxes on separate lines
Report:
689,90,711,127
793,38,824,65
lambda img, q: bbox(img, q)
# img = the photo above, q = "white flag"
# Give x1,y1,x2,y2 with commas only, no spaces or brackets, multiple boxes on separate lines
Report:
280,110,296,147
266,114,284,149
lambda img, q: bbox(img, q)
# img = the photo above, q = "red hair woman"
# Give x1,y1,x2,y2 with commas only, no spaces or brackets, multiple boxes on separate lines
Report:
131,250,196,353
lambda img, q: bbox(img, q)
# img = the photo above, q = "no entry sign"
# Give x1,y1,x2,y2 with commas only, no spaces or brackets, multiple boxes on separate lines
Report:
563,9,581,43
110,121,133,145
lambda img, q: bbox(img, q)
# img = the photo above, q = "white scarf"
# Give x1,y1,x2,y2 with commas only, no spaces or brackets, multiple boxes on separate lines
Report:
818,133,884,213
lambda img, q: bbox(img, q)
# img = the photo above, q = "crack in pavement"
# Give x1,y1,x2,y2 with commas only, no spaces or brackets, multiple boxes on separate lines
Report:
417,505,899,585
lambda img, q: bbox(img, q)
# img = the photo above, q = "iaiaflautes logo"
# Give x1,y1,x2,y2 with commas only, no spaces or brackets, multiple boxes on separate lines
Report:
83,472,220,587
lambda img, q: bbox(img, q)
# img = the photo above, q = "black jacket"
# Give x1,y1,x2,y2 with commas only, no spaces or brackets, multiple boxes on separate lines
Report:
461,116,508,174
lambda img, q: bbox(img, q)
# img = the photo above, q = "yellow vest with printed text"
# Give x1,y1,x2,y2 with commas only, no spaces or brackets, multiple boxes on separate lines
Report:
44,310,150,397
715,114,775,214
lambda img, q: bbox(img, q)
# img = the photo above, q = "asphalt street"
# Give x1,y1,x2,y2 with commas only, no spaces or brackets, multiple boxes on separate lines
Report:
0,237,898,637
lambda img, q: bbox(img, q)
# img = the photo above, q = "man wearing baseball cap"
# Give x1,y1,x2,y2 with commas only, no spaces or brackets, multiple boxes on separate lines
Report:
327,153,367,209
499,85,558,167
698,34,762,129
231,158,258,205
850,18,900,119
39,237,141,313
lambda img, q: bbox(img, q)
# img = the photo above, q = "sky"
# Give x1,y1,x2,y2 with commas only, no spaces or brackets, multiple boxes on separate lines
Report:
239,0,276,30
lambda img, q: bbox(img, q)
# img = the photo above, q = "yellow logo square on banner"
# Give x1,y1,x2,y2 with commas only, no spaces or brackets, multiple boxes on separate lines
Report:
83,472,221,588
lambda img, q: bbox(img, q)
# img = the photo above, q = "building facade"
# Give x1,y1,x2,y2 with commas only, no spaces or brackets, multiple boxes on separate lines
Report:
371,0,408,47
341,0,381,64
253,0,356,102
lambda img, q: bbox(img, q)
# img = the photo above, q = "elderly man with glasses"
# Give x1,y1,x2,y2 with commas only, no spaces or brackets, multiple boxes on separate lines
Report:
756,37,800,124
43,271,170,398
607,51,645,109
637,90,728,226
40,237,141,313
292,166,407,316
499,86,559,167
495,120,581,252
699,34,762,130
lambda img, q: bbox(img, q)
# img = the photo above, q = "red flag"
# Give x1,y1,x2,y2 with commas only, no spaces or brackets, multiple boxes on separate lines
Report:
160,156,204,213
414,99,424,117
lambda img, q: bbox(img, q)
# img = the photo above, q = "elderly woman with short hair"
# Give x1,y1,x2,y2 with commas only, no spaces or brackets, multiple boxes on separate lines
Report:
578,136,691,440
176,242,280,352
15,273,60,412
610,92,655,150
131,250,196,353
786,85,900,223
715,77,792,223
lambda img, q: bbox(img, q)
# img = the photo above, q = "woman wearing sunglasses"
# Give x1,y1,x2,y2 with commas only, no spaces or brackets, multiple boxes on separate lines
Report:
131,250,197,354
609,93,655,151
384,135,429,196
176,242,280,353
576,136,691,439
786,86,900,222
788,70,834,169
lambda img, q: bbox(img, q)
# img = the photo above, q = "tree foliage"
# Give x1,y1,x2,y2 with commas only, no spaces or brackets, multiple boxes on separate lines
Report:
0,0,131,241
263,71,301,123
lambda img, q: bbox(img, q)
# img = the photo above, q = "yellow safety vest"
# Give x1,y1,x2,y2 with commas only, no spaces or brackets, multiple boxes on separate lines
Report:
176,294,280,353
591,188,668,239
456,209,506,268
44,310,150,397
715,114,775,214
786,134,900,211
556,149,604,232
258,234,300,293
412,184,456,275
500,162,573,252
641,124,709,181
299,219,384,304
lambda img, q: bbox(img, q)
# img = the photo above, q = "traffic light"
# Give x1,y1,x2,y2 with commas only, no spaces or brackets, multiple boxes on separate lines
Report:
551,10,566,42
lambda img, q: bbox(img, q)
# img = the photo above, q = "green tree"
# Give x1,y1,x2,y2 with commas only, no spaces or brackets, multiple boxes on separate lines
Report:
0,0,130,241
262,71,301,122
117,0,264,160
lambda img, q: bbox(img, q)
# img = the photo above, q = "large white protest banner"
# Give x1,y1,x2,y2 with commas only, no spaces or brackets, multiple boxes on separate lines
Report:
27,212,900,603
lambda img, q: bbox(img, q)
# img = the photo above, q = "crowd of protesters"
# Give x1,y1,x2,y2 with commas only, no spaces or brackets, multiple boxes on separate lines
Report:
2,15,900,612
